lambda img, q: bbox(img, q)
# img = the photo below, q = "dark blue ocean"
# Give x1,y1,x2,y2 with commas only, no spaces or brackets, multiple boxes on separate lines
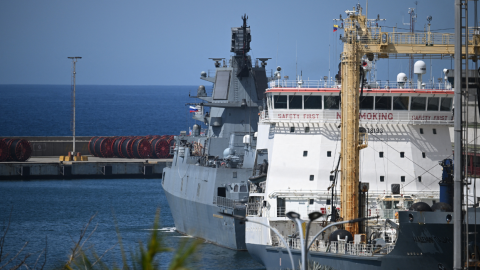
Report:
0,85,264,269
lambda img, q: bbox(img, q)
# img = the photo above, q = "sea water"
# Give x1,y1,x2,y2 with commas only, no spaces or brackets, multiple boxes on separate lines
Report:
0,85,264,269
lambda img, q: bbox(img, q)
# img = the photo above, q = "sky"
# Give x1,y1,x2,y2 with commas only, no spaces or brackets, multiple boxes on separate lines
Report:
0,0,468,86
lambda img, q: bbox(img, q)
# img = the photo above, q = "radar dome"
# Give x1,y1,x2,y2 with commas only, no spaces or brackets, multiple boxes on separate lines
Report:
200,71,207,77
397,73,407,83
414,61,427,74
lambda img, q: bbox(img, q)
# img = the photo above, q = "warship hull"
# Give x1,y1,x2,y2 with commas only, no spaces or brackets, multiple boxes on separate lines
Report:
162,157,254,250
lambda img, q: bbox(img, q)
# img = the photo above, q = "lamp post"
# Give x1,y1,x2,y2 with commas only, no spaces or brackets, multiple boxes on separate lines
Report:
68,57,81,155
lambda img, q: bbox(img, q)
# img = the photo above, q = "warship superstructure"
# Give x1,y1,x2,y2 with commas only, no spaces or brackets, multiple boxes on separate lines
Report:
161,15,271,250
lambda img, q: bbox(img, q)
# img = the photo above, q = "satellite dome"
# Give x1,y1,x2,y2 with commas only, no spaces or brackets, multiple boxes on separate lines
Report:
397,73,407,83
200,71,207,77
414,61,427,74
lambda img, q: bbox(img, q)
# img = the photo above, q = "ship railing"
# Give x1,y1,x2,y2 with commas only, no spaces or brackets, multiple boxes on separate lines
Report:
282,238,395,256
215,196,235,209
277,207,286,217
268,79,452,90
247,202,262,216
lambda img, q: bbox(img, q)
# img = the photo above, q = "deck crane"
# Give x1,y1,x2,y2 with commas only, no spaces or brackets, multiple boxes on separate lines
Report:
336,4,480,236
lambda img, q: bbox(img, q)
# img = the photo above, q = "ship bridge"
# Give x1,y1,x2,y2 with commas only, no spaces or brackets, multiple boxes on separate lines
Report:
261,80,454,126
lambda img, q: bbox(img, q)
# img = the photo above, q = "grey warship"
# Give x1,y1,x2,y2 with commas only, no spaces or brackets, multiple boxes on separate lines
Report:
161,15,271,250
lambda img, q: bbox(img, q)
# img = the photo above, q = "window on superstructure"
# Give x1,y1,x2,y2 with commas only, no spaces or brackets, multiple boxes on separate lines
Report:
289,95,303,109
309,199,314,205
379,152,384,158
359,96,374,110
411,97,427,111
310,175,314,181
401,176,405,182
324,96,340,109
303,151,308,157
273,95,288,109
327,151,332,157
304,95,322,109
330,175,335,181
305,127,310,133
240,185,247,192
418,176,422,182
375,96,392,110
234,185,239,192
380,176,385,182
440,97,453,111
433,128,437,134
393,96,409,110
233,172,237,178
290,127,295,133
427,97,439,111
420,128,424,134
422,152,426,158
400,152,405,158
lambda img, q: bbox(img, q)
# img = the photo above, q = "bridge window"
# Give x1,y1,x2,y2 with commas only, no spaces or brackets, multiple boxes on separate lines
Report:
234,185,239,192
305,127,310,133
304,95,323,109
427,97,439,111
309,199,314,205
375,96,392,110
393,96,409,110
289,95,303,109
290,127,295,133
411,97,427,111
240,185,247,192
360,96,374,110
440,97,453,111
273,95,287,109
324,96,340,110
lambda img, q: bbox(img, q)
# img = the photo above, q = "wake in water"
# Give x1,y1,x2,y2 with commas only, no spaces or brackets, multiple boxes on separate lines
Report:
143,227,176,232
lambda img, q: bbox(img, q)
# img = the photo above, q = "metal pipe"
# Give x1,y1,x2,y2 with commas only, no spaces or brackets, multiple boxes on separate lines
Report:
453,0,463,268
68,56,81,154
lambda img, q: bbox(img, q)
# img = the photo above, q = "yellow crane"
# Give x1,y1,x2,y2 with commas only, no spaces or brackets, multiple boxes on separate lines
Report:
338,5,480,235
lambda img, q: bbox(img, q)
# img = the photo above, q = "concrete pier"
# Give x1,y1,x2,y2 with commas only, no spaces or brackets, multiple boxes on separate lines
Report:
0,156,171,180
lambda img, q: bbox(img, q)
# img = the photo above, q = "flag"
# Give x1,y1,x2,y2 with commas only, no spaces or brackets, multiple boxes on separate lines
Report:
189,106,198,113
333,25,338,32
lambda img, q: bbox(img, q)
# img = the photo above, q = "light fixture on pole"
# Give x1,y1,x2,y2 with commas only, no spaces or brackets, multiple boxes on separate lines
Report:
68,56,82,155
